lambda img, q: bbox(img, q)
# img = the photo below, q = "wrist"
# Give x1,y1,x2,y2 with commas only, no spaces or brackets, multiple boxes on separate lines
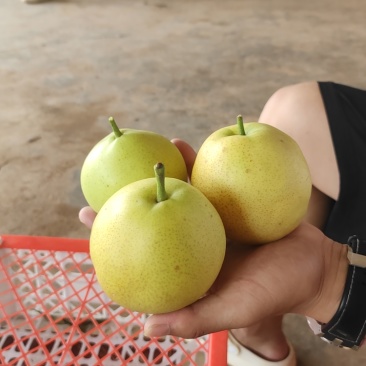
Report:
305,238,349,323
307,235,366,349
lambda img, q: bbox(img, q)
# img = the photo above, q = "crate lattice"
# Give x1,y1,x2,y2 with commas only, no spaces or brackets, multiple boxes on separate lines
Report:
0,236,227,366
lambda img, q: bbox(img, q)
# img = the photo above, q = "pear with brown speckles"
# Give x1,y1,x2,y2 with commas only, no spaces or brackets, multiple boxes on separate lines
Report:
191,116,312,245
90,163,226,314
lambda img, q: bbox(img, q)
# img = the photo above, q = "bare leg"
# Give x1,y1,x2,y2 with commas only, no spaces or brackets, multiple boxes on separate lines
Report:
231,81,339,360
231,316,290,361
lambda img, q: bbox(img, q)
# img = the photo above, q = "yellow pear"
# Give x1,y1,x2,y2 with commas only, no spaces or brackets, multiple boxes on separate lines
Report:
191,116,312,245
81,117,187,212
90,163,226,314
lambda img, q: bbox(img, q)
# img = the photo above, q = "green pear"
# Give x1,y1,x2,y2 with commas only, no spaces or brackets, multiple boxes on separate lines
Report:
80,117,187,212
90,163,226,314
191,116,312,245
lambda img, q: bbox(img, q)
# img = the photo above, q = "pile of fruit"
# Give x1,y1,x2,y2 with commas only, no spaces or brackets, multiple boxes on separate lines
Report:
80,116,311,314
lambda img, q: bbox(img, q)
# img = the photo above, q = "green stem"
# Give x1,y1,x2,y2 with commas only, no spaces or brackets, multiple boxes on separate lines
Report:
109,117,123,137
237,115,246,135
154,162,168,203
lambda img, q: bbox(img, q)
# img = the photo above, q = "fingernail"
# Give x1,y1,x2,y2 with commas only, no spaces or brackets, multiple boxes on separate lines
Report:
144,324,170,338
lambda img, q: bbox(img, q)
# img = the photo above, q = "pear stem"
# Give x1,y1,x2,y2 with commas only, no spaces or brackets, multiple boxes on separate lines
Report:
155,163,168,203
237,115,246,135
109,117,123,137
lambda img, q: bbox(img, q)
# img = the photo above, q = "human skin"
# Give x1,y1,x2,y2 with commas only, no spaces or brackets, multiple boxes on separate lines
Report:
79,82,349,361
79,138,348,344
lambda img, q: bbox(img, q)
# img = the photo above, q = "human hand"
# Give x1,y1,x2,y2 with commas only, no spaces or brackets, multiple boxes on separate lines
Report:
144,222,348,339
79,139,348,340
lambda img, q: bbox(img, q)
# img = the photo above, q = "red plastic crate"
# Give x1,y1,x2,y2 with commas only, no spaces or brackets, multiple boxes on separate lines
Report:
0,235,227,366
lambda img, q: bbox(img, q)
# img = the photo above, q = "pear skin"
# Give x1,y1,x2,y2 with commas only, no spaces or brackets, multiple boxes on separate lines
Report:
81,118,187,212
191,119,312,245
90,164,226,314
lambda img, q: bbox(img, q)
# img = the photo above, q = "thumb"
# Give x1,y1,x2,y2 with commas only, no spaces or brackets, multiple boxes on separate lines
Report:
144,293,241,339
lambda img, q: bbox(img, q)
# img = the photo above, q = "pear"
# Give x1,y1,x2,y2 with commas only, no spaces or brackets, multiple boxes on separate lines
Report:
90,163,226,314
80,117,187,212
191,116,312,245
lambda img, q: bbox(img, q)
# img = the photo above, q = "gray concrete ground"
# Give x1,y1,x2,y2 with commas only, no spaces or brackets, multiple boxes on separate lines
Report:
1,0,366,364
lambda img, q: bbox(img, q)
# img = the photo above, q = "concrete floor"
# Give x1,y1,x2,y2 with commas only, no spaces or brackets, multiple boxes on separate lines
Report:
1,0,366,364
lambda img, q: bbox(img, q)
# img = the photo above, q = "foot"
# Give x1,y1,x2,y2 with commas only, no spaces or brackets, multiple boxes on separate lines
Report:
228,331,296,366
230,328,291,362
230,316,291,362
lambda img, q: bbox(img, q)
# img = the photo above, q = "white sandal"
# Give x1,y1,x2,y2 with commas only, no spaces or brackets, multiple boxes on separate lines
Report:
227,331,297,366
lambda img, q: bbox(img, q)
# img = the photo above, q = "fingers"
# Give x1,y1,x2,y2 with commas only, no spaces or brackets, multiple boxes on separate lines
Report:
144,296,224,339
144,290,255,339
171,138,197,177
79,206,97,229
143,244,281,339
